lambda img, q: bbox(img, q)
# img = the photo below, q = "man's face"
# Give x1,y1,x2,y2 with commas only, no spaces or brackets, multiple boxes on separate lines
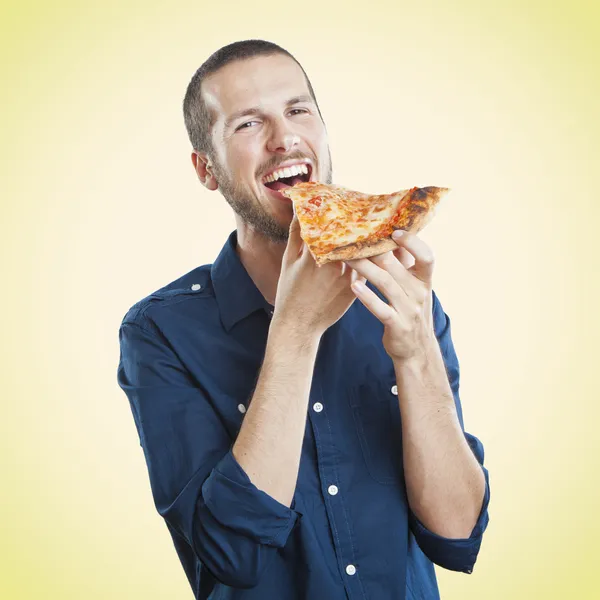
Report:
202,53,332,242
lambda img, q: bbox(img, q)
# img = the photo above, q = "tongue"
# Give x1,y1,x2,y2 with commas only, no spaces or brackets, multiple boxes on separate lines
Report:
266,176,306,191
268,181,289,191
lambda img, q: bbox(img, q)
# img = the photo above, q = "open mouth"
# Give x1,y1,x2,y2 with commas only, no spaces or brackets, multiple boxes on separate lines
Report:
262,163,312,193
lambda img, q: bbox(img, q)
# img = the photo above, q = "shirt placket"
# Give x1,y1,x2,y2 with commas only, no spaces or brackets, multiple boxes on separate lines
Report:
308,376,368,600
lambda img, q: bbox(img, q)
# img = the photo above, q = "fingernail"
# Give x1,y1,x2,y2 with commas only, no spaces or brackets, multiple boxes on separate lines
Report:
352,280,365,292
392,230,405,240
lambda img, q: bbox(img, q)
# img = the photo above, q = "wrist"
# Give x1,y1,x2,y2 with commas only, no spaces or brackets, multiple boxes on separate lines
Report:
269,315,323,351
391,332,438,367
392,337,456,409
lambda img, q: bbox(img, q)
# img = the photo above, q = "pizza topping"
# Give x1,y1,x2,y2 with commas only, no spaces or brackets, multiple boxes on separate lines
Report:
281,182,449,265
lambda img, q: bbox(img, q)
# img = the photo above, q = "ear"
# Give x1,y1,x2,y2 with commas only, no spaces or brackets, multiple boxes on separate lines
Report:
191,151,218,191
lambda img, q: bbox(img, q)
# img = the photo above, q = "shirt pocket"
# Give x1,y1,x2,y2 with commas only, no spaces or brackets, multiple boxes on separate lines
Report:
348,379,404,485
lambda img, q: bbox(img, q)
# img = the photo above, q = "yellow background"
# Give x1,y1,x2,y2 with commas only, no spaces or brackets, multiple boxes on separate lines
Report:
2,0,599,598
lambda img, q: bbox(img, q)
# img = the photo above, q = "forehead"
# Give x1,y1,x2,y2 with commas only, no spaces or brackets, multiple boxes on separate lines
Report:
202,54,311,119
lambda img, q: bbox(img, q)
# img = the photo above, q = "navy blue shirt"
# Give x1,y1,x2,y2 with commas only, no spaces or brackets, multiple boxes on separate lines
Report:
117,231,490,599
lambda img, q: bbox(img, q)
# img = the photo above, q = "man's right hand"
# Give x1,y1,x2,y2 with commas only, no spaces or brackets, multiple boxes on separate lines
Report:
272,216,363,337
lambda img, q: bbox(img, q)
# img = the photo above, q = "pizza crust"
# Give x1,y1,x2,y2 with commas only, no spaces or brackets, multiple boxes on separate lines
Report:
315,238,398,265
284,183,449,266
314,194,443,265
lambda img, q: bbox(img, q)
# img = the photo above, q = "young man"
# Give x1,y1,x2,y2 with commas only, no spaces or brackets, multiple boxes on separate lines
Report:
117,40,490,600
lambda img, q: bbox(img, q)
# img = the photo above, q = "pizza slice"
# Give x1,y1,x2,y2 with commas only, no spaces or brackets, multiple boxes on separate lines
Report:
280,182,449,266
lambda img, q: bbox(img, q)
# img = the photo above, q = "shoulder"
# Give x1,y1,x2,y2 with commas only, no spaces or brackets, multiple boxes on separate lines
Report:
120,263,214,328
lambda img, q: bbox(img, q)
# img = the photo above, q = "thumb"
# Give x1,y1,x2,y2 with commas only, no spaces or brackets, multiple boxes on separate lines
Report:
284,215,304,260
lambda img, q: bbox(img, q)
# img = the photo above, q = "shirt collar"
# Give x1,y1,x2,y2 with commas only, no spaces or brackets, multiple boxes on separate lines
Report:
211,230,271,332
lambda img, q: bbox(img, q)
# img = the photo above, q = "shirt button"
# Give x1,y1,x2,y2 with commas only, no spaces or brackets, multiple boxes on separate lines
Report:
191,283,202,291
345,564,357,576
391,384,398,395
237,404,246,414
313,402,323,413
327,485,339,496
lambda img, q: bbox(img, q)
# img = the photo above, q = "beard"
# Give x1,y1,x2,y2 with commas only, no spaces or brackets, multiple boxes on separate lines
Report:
212,149,333,243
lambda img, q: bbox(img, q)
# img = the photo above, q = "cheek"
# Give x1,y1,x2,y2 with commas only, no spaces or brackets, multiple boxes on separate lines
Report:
222,144,257,186
306,122,329,156
306,119,326,140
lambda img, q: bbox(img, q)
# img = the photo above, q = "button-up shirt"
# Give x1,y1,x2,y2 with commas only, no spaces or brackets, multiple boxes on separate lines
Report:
117,231,490,600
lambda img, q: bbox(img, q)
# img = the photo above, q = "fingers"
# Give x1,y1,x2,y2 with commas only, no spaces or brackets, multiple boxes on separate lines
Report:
393,245,415,270
389,229,414,269
351,280,397,325
369,252,410,291
342,261,366,284
346,256,411,311
391,231,434,284
351,269,367,286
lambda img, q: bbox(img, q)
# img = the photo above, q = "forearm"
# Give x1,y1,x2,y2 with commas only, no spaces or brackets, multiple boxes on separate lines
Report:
233,320,320,507
394,337,486,539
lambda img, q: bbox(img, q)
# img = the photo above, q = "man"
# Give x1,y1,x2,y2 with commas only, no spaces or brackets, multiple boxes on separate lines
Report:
117,39,490,599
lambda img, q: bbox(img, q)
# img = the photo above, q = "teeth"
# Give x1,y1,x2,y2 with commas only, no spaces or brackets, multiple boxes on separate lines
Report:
263,163,310,183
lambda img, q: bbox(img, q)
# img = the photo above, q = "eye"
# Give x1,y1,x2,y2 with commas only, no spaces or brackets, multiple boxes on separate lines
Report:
236,120,260,132
289,108,309,116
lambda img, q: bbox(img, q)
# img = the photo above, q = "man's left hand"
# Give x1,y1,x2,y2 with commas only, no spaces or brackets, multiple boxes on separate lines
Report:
345,230,436,362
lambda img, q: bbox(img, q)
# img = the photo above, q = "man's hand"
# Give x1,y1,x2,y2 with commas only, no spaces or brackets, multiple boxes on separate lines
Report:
273,216,364,337
348,231,487,539
346,230,436,362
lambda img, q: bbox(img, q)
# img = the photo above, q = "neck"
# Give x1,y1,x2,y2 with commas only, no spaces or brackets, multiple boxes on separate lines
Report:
235,219,286,307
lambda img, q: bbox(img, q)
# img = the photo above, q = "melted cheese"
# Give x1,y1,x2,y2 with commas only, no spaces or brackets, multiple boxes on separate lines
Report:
281,182,448,263
284,183,408,249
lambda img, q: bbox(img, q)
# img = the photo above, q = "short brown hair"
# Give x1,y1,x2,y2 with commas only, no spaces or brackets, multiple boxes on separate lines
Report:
183,40,323,154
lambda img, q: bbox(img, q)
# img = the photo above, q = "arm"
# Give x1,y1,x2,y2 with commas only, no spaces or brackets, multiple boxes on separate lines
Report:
402,292,490,573
117,318,296,589
117,217,360,588
347,231,490,572
232,323,319,507
233,215,364,507
392,305,485,539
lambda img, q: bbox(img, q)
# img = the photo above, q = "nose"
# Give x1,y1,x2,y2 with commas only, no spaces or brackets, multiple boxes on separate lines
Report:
266,121,300,154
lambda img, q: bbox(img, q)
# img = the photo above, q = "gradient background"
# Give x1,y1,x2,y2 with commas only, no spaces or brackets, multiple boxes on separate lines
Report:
2,0,599,598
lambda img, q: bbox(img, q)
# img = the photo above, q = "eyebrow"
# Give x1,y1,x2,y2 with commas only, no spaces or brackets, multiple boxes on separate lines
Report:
224,95,314,130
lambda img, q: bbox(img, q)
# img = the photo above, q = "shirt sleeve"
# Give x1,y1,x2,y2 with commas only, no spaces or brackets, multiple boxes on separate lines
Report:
117,315,299,589
407,290,491,574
